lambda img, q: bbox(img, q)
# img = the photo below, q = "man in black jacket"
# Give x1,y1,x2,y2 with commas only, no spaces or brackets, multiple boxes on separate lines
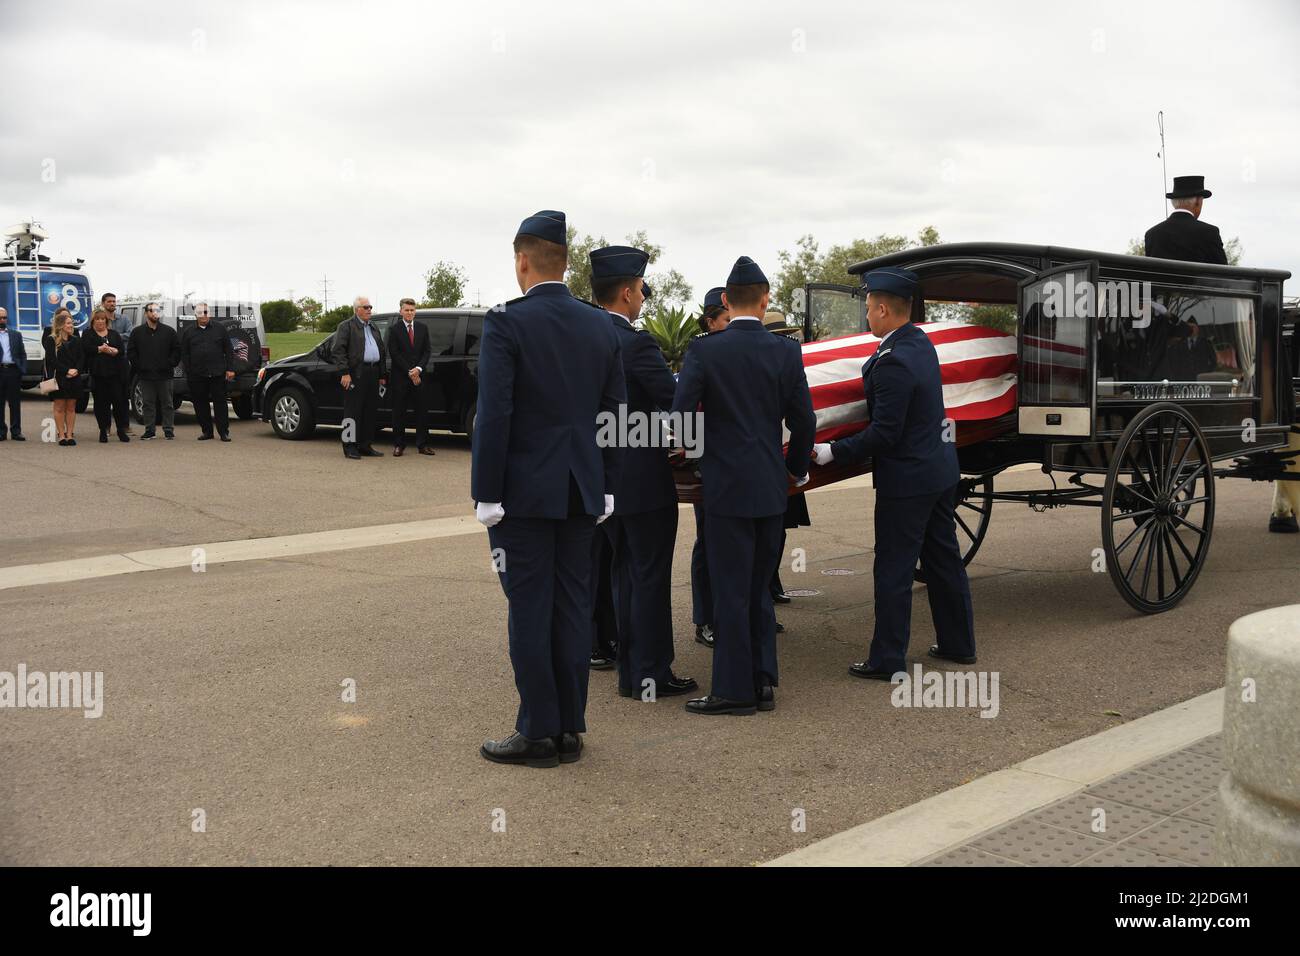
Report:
384,298,434,457
1144,175,1228,265
330,296,387,459
180,303,235,442
126,302,181,440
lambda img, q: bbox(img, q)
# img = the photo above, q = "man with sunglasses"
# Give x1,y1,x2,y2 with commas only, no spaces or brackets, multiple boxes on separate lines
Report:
126,301,180,440
330,296,388,459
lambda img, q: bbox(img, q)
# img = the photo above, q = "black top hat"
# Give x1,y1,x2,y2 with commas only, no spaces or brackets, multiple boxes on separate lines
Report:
1167,175,1211,200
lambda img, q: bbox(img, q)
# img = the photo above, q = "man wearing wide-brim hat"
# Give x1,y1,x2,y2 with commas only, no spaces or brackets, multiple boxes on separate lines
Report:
1143,175,1228,265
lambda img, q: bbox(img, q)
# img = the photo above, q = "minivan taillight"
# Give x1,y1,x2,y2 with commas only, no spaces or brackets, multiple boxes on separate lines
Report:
261,346,271,363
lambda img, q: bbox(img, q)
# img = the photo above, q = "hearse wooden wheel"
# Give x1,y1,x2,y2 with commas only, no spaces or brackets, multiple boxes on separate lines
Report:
1102,402,1215,614
915,473,994,584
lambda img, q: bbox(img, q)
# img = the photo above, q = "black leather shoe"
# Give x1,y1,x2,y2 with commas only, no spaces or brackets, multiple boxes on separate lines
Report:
393,446,404,457
554,733,583,764
1269,514,1299,533
589,655,616,670
198,433,214,441
11,433,24,441
757,684,775,712
219,433,231,442
117,433,130,442
775,620,785,634
657,674,698,696
99,431,108,443
418,446,436,456
685,695,756,716
848,662,899,681
480,731,559,768
695,624,715,649
344,447,361,460
0,433,6,441
928,645,977,665
58,438,69,446
772,591,792,605
359,446,384,457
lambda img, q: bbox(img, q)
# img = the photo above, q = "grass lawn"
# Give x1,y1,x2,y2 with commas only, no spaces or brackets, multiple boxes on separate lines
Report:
265,331,329,361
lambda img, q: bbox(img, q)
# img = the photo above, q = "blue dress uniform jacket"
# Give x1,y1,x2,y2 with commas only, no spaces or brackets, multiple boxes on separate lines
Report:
829,321,958,497
671,318,817,702
471,283,626,518
606,313,678,514
671,320,816,517
471,282,627,740
830,321,973,673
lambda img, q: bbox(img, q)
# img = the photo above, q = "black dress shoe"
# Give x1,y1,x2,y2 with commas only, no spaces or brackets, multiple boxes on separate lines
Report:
695,624,715,649
344,447,362,460
848,662,899,681
775,620,785,633
1269,514,1299,534
554,733,583,764
772,591,792,605
928,644,977,665
219,433,231,442
58,438,69,446
359,446,384,457
99,431,108,443
117,432,130,442
418,446,436,456
656,674,698,696
198,433,214,441
589,655,616,670
480,731,559,768
67,438,77,446
10,434,23,441
393,446,404,457
757,684,775,712
685,695,757,716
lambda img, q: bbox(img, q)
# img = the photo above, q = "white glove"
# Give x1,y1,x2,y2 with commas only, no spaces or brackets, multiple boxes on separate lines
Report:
475,501,505,528
596,494,615,524
812,443,834,466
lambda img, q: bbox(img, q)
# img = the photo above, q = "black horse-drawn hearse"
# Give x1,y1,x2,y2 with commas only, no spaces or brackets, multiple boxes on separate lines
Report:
795,243,1298,614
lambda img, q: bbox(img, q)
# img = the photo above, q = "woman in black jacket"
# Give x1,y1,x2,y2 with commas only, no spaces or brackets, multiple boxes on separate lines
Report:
44,308,87,446
82,308,131,442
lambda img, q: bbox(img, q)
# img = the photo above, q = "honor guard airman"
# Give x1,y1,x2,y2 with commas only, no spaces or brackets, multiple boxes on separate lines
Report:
690,286,730,649
471,210,627,767
589,245,697,702
811,267,977,679
672,257,816,715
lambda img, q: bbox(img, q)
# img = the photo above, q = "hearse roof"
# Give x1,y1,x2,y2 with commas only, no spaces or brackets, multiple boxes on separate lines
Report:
848,242,1291,283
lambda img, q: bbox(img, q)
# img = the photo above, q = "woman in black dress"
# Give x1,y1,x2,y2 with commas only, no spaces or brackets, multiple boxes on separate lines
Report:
82,308,131,442
44,308,86,446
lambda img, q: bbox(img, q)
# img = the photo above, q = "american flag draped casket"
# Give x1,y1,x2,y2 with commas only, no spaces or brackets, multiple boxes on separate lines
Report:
674,321,1020,500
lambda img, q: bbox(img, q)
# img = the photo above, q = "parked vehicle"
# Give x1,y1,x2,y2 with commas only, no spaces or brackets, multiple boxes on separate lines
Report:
253,307,483,442
118,299,267,422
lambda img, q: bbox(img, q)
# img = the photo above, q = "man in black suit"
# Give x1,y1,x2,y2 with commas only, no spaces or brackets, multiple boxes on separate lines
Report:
0,308,27,441
1144,175,1228,265
385,297,435,457
330,296,387,459
671,257,816,715
589,245,697,702
471,210,626,767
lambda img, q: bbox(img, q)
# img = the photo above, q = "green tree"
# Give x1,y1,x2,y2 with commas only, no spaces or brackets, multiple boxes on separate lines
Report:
422,260,469,308
318,304,354,334
260,299,304,333
296,296,322,331
773,226,941,316
1126,235,1242,265
565,227,692,316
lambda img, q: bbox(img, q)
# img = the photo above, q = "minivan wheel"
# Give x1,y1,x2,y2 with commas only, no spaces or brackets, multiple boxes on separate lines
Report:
271,386,315,440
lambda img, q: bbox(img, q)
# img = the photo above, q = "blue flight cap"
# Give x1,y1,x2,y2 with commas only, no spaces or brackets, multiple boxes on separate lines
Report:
862,266,919,299
727,256,767,286
703,287,725,309
589,245,649,279
516,209,567,246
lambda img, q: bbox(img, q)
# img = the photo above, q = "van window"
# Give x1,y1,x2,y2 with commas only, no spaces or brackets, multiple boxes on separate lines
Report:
122,306,140,327
421,315,458,357
465,315,483,355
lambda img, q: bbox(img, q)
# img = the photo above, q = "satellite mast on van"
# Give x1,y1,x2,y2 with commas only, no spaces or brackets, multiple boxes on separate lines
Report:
1156,111,1169,217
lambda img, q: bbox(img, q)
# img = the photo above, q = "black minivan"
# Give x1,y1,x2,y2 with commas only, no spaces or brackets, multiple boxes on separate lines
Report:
253,308,484,442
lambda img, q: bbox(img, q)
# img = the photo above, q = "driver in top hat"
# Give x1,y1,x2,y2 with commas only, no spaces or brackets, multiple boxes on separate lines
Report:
1143,175,1228,265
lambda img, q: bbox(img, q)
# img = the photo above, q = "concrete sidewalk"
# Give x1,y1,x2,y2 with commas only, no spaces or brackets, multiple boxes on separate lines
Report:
770,689,1224,867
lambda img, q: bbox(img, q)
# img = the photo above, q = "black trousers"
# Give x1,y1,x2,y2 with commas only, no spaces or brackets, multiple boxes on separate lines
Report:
389,373,429,449
91,375,130,435
868,483,976,673
590,527,619,658
188,375,229,437
488,514,596,740
342,363,380,450
0,366,21,437
705,511,783,702
606,505,679,694
690,503,712,627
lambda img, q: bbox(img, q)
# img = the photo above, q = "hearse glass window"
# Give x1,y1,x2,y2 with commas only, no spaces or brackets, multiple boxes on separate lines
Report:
1097,287,1255,401
807,287,864,341
1019,267,1089,406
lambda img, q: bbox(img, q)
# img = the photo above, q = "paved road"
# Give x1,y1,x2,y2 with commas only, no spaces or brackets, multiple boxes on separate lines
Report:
1,398,1296,865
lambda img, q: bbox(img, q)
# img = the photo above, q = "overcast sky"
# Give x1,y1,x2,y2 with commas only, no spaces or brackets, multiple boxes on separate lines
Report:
3,0,1298,310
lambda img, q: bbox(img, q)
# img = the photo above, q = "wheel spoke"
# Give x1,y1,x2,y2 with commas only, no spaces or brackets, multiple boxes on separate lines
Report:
954,510,977,542
1170,514,1206,537
1162,526,1185,592
1126,442,1161,504
1163,418,1182,493
1155,524,1167,601
1115,507,1157,523
1124,520,1156,581
1139,521,1158,601
1169,462,1207,499
1169,524,1198,566
1114,515,1155,556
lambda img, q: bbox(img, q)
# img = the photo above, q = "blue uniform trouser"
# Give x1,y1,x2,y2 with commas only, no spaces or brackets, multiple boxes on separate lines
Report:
488,514,595,739
690,503,712,627
869,482,976,673
705,511,783,702
607,505,679,694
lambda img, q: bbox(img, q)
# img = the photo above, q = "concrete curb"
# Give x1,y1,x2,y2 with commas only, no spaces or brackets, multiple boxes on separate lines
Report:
766,688,1224,866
